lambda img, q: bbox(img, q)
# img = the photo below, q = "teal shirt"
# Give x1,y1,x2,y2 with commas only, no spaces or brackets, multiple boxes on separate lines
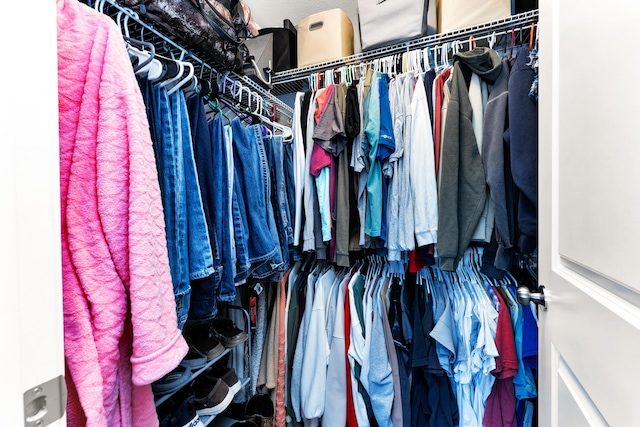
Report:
364,73,382,237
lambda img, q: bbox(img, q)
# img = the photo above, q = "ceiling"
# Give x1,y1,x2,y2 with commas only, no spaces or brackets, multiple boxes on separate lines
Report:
243,0,362,53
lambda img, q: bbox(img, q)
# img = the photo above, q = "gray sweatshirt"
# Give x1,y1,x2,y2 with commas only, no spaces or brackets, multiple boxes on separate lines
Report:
438,47,502,271
481,59,513,269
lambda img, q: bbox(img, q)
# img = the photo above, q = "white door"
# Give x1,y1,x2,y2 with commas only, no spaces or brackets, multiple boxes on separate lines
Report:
0,1,66,426
538,0,640,425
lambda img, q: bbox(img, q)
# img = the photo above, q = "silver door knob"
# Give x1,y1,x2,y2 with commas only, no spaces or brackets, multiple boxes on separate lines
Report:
517,285,546,309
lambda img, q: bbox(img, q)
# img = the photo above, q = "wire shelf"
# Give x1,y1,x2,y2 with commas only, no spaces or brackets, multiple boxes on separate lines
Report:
271,9,539,96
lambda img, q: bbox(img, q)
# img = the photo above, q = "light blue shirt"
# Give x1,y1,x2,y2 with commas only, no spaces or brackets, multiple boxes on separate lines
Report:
368,278,394,427
315,167,331,242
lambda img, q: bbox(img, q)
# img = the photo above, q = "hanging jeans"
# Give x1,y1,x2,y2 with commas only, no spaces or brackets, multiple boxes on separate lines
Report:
172,90,216,320
187,95,224,319
265,135,293,272
151,84,190,328
231,119,278,277
209,117,236,302
232,172,251,283
251,128,285,279
283,138,296,245
151,85,215,327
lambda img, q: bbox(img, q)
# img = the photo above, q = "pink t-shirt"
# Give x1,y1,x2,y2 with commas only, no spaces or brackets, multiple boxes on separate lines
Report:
309,143,332,176
310,85,336,176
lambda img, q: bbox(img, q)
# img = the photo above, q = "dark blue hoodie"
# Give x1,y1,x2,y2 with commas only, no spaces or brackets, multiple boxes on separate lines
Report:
508,48,538,254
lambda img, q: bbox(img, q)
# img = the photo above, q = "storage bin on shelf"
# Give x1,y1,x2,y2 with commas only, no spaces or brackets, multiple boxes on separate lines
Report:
297,9,354,67
436,0,511,33
357,0,436,51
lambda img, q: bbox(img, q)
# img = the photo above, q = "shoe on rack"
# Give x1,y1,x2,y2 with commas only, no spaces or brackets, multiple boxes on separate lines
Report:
192,374,234,417
188,322,226,361
203,363,242,395
160,414,177,427
209,317,248,348
244,393,274,427
152,365,192,396
180,349,208,371
160,396,205,427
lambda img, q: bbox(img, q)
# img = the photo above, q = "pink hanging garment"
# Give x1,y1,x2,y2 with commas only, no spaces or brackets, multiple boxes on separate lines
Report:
57,0,188,425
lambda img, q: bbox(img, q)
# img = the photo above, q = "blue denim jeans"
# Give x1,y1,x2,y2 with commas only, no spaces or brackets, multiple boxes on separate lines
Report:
250,128,285,279
209,117,236,302
264,135,292,270
187,96,223,319
232,174,251,283
171,91,215,282
151,85,190,328
230,119,278,275
283,138,295,245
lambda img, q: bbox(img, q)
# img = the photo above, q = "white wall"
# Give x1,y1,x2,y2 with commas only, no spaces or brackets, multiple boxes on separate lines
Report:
244,0,362,53
0,0,66,425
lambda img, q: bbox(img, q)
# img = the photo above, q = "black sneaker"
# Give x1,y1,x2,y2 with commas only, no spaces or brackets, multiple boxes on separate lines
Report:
191,375,234,416
188,322,226,361
209,317,248,348
204,363,242,394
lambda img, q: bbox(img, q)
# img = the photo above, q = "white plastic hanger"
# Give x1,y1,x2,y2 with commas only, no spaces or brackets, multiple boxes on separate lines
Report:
423,47,432,72
324,69,332,87
94,0,107,14
239,85,253,110
134,23,163,80
230,79,243,103
250,57,272,86
159,60,184,90
117,11,153,73
489,32,497,50
252,92,262,116
307,74,313,91
437,44,444,71
433,45,440,73
446,43,452,67
451,40,459,56
182,74,199,97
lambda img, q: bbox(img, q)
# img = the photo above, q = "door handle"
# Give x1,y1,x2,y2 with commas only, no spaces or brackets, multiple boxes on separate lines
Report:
517,285,547,310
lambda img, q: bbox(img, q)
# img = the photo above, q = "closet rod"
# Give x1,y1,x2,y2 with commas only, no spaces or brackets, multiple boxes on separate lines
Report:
94,0,294,122
272,9,538,95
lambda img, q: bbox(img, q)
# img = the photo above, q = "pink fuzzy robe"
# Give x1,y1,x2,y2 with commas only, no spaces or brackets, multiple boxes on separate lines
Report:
57,0,188,425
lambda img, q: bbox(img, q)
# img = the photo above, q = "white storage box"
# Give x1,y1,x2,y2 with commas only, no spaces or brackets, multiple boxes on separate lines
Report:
357,0,436,51
437,0,511,33
297,9,355,67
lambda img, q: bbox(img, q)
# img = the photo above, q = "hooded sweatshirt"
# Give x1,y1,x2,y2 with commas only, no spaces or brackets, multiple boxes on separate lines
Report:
482,59,513,269
438,48,503,271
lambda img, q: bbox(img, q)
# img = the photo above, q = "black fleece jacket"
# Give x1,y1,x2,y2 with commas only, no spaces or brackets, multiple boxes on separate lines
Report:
508,48,538,254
